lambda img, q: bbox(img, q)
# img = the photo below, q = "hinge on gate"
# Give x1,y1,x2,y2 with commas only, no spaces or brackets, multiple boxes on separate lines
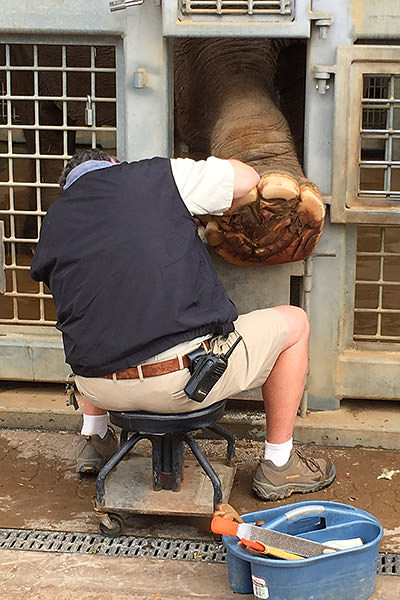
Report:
309,11,333,39
109,0,144,11
312,65,336,95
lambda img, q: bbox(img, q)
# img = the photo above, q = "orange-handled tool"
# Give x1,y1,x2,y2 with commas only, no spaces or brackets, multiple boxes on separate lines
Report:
211,515,362,560
210,515,303,560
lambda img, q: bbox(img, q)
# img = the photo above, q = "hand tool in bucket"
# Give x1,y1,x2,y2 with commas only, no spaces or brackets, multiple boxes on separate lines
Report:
211,515,348,559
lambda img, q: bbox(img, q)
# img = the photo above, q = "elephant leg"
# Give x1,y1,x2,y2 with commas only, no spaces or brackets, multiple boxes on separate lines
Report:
203,93,325,265
175,38,325,265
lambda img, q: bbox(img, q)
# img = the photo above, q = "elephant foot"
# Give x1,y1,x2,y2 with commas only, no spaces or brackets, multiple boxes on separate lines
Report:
204,172,325,266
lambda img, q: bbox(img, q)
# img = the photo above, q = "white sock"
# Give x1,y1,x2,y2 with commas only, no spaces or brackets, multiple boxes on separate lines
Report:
264,438,293,467
81,414,108,438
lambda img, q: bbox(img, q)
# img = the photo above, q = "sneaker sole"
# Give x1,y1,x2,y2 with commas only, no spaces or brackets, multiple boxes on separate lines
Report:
252,466,336,501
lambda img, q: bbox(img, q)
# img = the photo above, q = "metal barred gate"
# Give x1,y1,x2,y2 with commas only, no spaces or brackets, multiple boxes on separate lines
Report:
0,0,399,410
0,41,118,327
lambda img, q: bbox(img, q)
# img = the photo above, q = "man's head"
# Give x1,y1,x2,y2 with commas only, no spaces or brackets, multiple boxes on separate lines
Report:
58,148,119,189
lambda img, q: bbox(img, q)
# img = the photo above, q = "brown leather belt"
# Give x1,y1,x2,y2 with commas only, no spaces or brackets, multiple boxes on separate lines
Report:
103,341,210,380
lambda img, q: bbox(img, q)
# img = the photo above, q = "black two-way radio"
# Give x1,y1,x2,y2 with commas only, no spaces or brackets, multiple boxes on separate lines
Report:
184,335,243,403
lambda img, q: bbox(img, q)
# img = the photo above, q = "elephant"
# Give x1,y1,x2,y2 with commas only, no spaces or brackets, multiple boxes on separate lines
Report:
174,38,325,265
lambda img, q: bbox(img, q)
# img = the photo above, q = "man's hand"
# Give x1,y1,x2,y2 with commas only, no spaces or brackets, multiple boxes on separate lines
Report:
223,186,258,215
228,159,260,200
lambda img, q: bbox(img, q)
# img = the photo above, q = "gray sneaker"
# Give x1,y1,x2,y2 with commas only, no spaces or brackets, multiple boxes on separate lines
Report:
252,447,336,501
76,427,118,475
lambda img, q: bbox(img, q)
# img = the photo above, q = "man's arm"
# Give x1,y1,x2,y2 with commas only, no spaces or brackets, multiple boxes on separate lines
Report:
170,156,259,217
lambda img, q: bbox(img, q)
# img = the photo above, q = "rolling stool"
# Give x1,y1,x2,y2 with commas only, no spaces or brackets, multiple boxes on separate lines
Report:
95,399,236,536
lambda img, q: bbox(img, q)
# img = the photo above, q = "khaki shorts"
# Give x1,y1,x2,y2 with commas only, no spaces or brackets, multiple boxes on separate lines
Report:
75,308,288,413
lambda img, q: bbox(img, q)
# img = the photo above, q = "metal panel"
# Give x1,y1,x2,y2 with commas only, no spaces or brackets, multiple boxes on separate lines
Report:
0,35,121,380
331,45,400,224
336,349,400,401
0,1,125,35
0,329,68,382
333,223,400,402
211,252,304,402
162,0,320,37
0,2,171,381
352,0,400,40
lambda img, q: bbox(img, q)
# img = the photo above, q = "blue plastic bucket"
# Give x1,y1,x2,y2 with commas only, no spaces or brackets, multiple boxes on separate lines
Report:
223,501,383,600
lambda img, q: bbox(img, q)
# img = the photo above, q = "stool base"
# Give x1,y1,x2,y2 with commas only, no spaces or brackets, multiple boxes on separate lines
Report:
98,456,236,517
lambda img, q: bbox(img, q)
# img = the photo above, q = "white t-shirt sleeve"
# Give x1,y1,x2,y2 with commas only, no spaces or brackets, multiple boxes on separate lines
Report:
170,156,234,216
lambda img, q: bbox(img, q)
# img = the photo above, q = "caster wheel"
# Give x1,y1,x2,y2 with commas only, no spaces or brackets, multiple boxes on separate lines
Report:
99,513,124,538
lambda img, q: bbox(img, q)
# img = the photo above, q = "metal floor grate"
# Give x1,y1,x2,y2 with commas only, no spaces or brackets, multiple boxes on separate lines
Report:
0,528,226,563
377,553,400,576
0,528,398,575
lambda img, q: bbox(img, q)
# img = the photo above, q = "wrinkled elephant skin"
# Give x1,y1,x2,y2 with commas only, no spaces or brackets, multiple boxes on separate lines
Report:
174,38,325,265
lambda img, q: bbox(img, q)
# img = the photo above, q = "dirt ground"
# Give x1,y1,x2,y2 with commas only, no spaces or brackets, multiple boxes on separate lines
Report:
0,428,399,553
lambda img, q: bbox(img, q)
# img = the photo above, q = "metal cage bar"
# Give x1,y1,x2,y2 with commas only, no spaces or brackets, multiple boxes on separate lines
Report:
180,0,292,16
0,40,118,326
359,75,400,199
354,226,400,344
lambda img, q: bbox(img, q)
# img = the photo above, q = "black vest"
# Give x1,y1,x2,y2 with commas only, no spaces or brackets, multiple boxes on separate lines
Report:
31,158,237,376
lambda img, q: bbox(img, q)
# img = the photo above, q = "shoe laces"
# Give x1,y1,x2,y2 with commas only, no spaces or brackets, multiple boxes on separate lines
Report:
295,448,323,474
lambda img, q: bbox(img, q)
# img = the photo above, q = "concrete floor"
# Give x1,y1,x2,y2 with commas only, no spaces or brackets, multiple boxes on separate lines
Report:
0,382,399,599
0,427,399,599
0,549,399,600
1,382,400,450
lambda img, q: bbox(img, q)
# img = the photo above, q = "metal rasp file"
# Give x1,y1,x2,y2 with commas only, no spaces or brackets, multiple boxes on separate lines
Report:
211,515,339,558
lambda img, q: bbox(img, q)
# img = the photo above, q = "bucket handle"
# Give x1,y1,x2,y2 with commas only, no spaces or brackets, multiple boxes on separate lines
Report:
284,505,326,521
263,505,327,530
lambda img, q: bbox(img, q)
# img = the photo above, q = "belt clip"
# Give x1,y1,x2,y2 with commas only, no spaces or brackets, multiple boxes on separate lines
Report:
137,364,144,381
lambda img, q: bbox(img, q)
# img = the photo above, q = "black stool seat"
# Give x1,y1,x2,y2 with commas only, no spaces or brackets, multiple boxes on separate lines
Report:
96,400,235,511
109,398,228,434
